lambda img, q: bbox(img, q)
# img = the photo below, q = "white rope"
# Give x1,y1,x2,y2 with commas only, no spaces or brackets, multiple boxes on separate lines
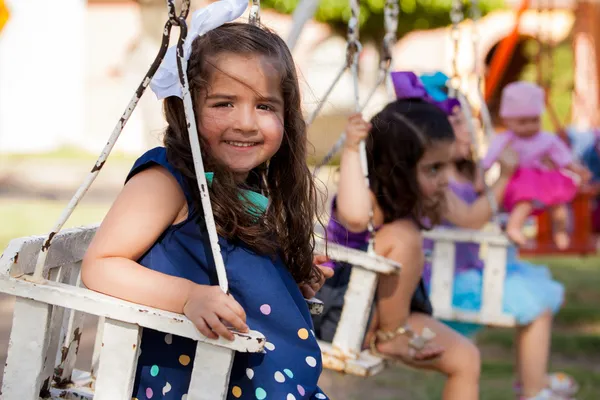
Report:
456,91,501,229
448,0,463,97
176,28,229,293
286,0,321,50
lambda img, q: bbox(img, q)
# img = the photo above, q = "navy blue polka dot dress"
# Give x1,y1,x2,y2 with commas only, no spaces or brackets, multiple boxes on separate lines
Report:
129,147,327,400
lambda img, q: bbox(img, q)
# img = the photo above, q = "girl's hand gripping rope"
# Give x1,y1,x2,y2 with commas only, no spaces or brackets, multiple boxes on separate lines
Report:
183,284,248,341
344,113,371,151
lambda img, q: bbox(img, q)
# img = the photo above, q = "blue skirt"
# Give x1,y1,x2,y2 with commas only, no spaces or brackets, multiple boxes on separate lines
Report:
437,250,565,337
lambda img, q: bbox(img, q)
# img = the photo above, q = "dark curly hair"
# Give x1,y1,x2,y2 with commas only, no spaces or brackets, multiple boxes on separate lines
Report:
367,99,455,227
162,23,320,285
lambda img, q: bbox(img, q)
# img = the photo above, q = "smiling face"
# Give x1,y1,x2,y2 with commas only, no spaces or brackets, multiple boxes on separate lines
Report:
504,115,541,138
196,52,285,180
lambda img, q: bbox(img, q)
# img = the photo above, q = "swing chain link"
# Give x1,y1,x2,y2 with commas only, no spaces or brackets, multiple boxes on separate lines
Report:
449,0,463,93
249,0,261,26
345,0,363,68
381,0,399,69
166,0,191,26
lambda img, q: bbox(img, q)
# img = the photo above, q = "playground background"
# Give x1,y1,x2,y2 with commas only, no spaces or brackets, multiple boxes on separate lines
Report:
0,0,599,398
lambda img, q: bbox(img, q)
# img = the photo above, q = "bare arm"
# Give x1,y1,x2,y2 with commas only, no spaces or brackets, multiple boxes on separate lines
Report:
336,113,373,232
444,174,510,229
444,145,519,229
82,166,247,339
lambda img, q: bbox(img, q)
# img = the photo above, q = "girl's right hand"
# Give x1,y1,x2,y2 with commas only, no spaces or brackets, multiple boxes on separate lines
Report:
345,113,371,151
183,285,248,341
497,145,519,177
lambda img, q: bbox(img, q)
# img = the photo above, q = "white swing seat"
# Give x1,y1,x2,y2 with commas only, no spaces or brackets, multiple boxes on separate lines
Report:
423,227,516,327
313,237,401,377
0,225,266,400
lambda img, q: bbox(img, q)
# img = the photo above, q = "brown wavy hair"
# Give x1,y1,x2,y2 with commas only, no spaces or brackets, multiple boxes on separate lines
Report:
162,23,320,284
367,99,455,228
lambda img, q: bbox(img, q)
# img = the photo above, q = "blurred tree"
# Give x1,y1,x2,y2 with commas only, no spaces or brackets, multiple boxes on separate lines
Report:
263,0,506,41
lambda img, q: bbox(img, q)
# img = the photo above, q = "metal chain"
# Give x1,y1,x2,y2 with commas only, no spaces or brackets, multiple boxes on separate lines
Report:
249,0,261,25
449,0,464,96
30,0,189,280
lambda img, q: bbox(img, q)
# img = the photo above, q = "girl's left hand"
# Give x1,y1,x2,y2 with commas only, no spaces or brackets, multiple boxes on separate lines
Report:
299,255,334,299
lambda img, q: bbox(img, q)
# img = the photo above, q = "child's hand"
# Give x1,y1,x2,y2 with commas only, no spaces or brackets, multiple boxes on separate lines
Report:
183,285,248,341
497,145,519,177
299,255,334,299
345,113,372,151
541,154,558,170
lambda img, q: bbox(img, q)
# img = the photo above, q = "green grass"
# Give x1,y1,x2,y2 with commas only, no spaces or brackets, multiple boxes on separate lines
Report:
0,199,109,251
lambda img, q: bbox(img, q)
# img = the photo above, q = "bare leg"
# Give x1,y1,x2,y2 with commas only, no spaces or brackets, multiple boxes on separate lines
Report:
550,204,570,250
516,311,553,397
399,314,481,400
507,202,533,246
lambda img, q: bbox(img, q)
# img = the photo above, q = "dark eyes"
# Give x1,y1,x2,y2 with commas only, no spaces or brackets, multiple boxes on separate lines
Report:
212,102,274,111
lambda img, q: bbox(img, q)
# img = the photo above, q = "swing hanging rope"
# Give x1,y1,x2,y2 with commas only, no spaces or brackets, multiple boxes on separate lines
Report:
312,0,399,173
31,0,232,294
449,0,501,227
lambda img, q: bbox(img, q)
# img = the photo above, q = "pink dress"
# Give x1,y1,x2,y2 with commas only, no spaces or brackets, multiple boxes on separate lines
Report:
482,131,578,214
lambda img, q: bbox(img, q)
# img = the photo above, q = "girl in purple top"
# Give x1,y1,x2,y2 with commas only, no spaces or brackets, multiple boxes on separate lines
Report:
314,80,491,399
421,73,577,400
481,81,588,249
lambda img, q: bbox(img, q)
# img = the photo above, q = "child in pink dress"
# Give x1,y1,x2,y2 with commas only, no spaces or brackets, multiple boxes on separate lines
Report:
482,81,584,249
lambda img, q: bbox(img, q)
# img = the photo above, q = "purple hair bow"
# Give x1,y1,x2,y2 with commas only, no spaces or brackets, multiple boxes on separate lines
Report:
390,71,460,116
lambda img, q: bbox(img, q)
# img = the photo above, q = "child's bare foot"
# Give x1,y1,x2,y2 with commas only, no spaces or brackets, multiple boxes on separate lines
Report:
506,226,528,247
371,325,444,363
553,231,570,250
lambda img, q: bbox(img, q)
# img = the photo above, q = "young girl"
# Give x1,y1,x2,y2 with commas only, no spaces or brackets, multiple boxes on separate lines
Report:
315,87,484,399
481,81,583,249
82,15,330,400
420,72,578,400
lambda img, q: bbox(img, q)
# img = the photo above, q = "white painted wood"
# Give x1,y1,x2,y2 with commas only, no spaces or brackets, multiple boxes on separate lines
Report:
91,316,105,380
314,237,401,274
481,241,514,325
0,225,98,277
94,318,141,400
49,370,93,399
331,268,377,358
2,298,52,400
318,341,385,377
54,266,86,386
433,308,515,327
40,265,74,395
429,240,456,318
187,341,235,400
0,275,265,352
422,228,509,246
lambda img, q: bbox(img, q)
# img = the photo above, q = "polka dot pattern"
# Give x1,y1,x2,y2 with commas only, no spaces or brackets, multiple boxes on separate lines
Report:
232,386,242,398
163,382,172,395
315,394,327,399
164,333,173,345
297,385,305,396
306,356,317,367
246,368,254,380
283,369,294,378
255,387,267,399
146,387,154,399
150,365,159,377
297,328,309,340
260,304,271,315
287,394,296,400
264,342,275,351
179,354,191,366
182,395,187,400
274,371,285,383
